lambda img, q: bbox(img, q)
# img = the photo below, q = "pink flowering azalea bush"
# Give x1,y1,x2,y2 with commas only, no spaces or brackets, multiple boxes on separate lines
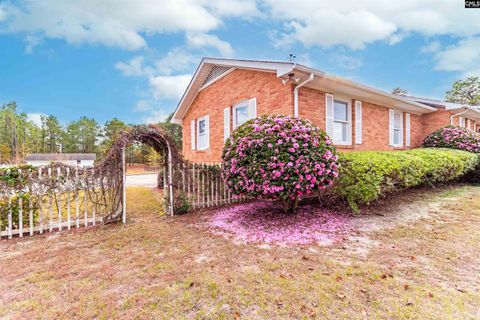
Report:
222,115,338,212
423,126,480,153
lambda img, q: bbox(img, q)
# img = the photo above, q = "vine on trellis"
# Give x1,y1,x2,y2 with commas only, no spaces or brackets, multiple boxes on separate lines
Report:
0,125,183,238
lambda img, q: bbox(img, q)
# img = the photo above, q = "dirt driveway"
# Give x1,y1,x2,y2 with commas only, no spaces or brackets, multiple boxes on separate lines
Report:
125,173,157,187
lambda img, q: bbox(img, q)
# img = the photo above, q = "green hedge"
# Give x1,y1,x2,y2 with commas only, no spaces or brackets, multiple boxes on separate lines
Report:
333,148,479,212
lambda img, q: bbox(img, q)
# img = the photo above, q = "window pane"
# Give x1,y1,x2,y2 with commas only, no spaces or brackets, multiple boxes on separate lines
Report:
236,105,249,126
394,113,401,129
394,129,400,145
334,122,347,142
334,101,348,121
198,119,205,135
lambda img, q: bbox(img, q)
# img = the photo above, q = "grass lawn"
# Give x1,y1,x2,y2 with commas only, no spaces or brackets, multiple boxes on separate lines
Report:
1,185,480,319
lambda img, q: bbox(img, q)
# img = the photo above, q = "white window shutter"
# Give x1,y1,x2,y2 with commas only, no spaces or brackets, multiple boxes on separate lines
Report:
325,93,334,138
405,113,411,147
248,98,257,119
355,100,362,144
389,109,395,146
190,119,196,150
224,107,230,142
232,105,237,128
399,112,404,147
205,115,210,149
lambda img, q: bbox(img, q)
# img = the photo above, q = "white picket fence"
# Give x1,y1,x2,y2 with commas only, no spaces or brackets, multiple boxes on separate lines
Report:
0,165,120,240
165,162,249,210
1,160,246,240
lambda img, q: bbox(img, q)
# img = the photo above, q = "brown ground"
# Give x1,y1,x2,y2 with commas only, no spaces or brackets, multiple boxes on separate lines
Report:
0,185,479,319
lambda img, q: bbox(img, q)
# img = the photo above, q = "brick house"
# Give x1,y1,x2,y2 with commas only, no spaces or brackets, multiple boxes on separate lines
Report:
172,58,480,163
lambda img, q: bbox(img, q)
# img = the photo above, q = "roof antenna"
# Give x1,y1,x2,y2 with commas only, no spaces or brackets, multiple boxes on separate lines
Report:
288,54,296,62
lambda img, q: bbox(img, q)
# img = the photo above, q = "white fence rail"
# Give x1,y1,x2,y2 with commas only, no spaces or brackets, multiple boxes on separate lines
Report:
165,162,249,211
1,164,123,241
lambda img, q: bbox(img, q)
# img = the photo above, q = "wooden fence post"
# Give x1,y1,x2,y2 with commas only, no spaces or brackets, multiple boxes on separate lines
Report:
84,169,88,227
39,167,44,234
18,169,23,237
7,194,12,239
92,168,96,226
75,166,80,228
29,192,33,236
121,147,127,224
18,196,23,238
66,167,71,230
48,167,53,232
57,167,62,231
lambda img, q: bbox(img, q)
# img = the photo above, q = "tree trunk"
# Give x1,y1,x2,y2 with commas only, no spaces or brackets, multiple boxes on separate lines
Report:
281,197,298,213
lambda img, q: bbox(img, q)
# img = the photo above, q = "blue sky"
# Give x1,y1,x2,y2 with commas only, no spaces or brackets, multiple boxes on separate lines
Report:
0,1,479,125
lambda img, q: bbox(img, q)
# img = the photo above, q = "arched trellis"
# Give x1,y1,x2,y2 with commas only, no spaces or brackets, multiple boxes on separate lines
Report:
0,125,185,240
98,124,184,220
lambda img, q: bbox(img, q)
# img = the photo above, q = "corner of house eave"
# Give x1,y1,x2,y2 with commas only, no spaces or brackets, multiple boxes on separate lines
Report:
170,59,208,126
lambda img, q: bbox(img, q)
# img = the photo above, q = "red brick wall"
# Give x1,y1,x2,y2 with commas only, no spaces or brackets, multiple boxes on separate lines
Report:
182,69,293,162
410,113,424,147
298,87,325,129
298,92,420,151
421,108,451,139
181,68,477,162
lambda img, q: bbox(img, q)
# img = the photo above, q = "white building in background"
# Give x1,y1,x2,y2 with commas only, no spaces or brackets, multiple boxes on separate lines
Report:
25,153,96,167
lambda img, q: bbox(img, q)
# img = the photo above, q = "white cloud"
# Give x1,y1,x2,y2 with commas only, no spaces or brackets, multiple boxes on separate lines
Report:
266,1,480,49
0,0,257,51
154,48,198,75
284,11,396,49
186,33,234,56
149,74,192,100
24,34,42,54
115,56,148,77
132,99,171,124
26,112,45,126
142,110,170,124
0,4,7,22
134,99,151,112
331,53,363,70
434,37,480,77
421,40,441,54
116,48,195,117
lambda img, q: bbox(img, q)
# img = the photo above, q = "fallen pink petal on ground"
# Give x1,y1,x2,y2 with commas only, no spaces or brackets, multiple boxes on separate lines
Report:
207,201,352,245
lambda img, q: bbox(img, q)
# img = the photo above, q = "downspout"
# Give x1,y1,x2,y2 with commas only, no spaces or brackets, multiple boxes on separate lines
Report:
293,73,314,118
450,108,468,125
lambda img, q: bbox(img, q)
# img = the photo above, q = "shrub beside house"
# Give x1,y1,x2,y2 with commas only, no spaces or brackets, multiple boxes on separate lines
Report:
222,115,338,212
222,116,479,213
168,57,480,212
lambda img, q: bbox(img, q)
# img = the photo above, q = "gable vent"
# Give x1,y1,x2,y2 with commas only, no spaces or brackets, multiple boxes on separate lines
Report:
201,65,232,87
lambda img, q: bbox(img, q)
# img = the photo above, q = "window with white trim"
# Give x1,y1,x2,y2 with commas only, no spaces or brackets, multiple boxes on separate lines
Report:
333,99,351,144
459,116,465,128
234,102,249,127
233,98,257,128
196,115,209,150
393,111,402,146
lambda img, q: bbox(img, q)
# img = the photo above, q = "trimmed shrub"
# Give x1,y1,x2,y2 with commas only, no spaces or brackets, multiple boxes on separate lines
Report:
333,148,479,212
0,193,38,229
0,165,39,228
423,126,480,153
222,115,338,212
